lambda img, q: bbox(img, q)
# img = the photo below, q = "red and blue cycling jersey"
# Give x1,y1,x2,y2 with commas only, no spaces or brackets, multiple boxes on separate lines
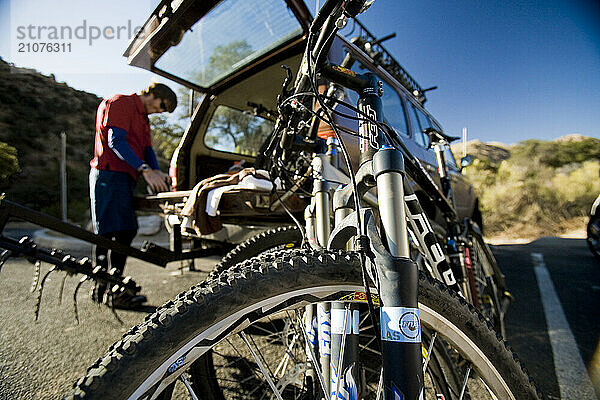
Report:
90,93,159,180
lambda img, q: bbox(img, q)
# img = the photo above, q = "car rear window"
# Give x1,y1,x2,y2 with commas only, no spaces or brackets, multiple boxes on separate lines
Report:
155,0,303,88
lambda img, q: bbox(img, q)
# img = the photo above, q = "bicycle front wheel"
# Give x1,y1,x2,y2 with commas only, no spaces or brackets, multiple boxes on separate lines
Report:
69,249,541,400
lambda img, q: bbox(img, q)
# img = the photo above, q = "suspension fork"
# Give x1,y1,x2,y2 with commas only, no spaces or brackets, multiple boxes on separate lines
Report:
432,142,454,207
433,140,482,302
356,71,424,399
303,181,319,395
330,192,361,400
403,182,464,296
316,178,363,400
431,141,473,297
373,147,424,400
307,154,364,399
315,179,333,396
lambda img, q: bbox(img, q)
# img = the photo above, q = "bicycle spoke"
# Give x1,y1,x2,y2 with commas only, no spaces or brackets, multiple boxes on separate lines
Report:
422,331,437,373
359,341,381,356
179,373,200,400
273,334,297,378
458,363,472,400
223,337,263,380
248,381,270,400
295,314,329,398
334,303,350,400
479,376,500,400
376,368,384,400
358,309,371,329
239,331,285,400
249,333,278,379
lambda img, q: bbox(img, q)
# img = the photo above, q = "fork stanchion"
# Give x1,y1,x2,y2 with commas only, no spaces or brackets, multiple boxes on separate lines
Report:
373,147,424,400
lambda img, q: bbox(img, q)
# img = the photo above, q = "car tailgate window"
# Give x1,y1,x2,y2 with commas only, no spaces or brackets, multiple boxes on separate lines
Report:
155,0,303,88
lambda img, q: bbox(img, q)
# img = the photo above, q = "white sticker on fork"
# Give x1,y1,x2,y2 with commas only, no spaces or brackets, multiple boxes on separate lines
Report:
380,307,421,343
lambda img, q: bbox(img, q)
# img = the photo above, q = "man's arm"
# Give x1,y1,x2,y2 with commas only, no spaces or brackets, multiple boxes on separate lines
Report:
108,127,170,192
144,146,160,170
143,146,171,192
108,127,144,169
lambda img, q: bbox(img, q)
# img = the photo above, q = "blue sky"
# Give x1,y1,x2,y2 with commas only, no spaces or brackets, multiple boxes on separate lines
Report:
1,0,598,144
355,0,600,143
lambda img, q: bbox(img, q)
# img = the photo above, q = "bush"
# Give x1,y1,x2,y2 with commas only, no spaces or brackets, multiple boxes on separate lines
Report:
464,137,600,236
552,160,600,215
511,138,600,168
0,141,20,187
150,115,184,162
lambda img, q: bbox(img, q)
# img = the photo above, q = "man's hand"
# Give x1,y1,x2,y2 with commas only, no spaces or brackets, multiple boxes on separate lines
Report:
142,169,171,193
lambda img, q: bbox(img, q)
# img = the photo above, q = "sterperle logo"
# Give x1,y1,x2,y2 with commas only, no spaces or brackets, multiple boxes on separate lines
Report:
15,20,143,46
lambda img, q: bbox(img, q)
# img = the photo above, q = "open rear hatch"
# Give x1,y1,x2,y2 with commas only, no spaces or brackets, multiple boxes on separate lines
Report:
125,0,313,237
123,0,311,92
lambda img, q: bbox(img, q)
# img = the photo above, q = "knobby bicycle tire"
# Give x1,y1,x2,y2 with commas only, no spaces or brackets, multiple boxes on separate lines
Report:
68,249,541,400
467,225,509,337
208,225,303,280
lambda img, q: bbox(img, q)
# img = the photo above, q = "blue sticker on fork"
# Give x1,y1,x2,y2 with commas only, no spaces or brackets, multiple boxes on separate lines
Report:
380,307,421,343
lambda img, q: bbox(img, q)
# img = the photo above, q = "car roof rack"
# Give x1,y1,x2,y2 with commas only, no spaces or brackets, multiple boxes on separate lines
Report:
345,17,428,105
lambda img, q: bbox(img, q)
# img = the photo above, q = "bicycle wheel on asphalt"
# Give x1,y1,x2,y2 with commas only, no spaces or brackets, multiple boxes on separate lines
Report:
69,249,541,400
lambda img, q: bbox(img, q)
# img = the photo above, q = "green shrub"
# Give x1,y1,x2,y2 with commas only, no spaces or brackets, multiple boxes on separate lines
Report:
511,138,600,168
150,115,184,162
0,141,20,187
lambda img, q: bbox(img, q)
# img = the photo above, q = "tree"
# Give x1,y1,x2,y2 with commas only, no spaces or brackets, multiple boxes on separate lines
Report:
195,40,253,86
205,106,272,156
177,40,254,123
149,115,185,164
0,141,20,188
177,88,204,120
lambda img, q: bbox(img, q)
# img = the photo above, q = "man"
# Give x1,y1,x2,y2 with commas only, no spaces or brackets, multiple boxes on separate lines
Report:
89,82,177,308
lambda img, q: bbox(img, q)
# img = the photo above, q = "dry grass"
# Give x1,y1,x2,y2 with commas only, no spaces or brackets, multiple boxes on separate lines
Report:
485,216,587,244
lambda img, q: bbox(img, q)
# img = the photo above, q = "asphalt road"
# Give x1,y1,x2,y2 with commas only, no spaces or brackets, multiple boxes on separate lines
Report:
496,236,600,399
0,234,598,399
0,237,219,400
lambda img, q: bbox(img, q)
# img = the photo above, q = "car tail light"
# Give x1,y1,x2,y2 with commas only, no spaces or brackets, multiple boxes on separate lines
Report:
169,165,177,191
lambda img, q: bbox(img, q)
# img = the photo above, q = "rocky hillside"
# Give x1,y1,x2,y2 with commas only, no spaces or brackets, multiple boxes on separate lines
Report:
0,58,101,220
456,139,511,165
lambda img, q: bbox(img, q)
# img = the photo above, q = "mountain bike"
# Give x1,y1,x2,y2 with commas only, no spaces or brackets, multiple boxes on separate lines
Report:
69,1,541,399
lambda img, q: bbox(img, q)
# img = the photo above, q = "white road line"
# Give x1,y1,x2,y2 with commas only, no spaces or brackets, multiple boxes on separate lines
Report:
531,252,596,399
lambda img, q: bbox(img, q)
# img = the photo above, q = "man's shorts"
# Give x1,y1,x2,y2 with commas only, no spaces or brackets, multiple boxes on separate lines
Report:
90,169,138,235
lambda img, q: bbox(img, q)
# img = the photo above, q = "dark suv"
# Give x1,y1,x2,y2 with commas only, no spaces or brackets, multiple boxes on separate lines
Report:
126,0,480,244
